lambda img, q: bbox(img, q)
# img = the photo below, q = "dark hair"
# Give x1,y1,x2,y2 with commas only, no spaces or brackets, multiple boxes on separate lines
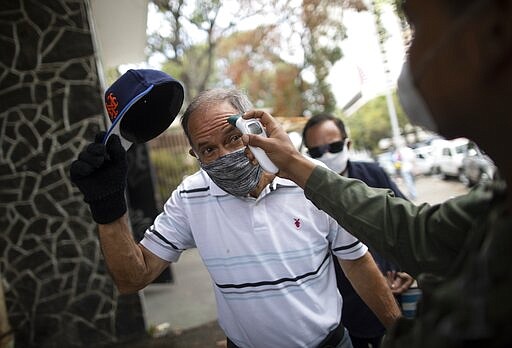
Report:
302,113,347,148
181,88,253,145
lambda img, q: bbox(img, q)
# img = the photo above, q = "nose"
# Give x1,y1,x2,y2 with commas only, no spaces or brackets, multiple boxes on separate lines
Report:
217,146,231,159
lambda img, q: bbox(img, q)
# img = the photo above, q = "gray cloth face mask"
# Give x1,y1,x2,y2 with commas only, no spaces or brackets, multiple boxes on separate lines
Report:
200,148,263,197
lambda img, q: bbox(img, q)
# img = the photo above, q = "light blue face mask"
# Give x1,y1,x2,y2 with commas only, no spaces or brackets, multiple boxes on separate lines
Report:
200,148,262,197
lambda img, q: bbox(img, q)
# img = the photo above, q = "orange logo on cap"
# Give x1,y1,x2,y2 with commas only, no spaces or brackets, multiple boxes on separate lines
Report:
106,92,119,121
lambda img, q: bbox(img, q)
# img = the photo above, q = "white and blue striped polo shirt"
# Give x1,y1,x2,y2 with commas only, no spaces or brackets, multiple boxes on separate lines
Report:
141,169,367,348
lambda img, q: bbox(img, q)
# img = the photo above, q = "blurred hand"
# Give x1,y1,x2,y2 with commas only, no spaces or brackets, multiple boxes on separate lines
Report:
386,271,415,295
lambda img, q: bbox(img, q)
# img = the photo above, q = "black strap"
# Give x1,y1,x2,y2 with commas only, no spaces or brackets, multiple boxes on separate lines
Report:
226,322,344,348
226,337,239,348
316,321,345,348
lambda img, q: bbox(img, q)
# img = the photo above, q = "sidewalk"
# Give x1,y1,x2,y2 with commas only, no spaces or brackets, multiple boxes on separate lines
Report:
138,249,222,348
140,250,217,331
110,321,226,348
112,249,223,347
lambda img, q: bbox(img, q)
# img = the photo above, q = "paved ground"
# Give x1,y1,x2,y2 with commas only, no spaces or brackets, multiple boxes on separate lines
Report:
395,174,469,204
110,174,469,348
109,321,226,348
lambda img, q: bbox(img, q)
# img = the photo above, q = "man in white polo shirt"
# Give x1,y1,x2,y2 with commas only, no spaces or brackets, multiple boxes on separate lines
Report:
70,88,401,348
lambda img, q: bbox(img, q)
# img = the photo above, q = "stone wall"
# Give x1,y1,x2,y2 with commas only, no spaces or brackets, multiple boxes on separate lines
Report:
0,1,145,347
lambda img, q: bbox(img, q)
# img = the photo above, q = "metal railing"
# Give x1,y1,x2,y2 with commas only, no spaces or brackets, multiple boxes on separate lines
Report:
147,127,199,207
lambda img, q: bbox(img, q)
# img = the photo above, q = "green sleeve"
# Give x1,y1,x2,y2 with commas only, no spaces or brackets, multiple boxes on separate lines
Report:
304,166,494,277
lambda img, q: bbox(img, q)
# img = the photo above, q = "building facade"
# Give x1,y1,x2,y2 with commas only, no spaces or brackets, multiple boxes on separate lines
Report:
0,1,147,347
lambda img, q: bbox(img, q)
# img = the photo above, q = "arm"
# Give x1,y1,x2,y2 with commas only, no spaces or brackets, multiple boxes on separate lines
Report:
70,133,169,293
306,166,493,277
242,111,494,277
339,252,401,329
379,166,407,199
98,213,169,294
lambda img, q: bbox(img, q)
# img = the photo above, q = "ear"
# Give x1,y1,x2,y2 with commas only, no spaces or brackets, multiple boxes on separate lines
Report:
346,138,352,150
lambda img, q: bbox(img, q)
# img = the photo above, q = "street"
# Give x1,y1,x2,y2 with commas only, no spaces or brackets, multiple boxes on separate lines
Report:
395,174,469,204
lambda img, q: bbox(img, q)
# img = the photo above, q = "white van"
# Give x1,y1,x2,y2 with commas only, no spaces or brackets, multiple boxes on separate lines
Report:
431,138,470,178
413,145,435,176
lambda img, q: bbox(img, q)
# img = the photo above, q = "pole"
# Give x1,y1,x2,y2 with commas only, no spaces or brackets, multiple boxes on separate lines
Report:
366,0,403,147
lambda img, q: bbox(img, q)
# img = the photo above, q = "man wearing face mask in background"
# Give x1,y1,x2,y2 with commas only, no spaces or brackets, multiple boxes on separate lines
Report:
241,0,512,346
302,114,415,348
70,88,402,348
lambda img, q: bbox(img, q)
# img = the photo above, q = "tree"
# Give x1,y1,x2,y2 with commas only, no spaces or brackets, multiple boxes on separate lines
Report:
148,0,270,102
298,0,345,114
215,24,304,115
344,91,408,154
148,0,365,115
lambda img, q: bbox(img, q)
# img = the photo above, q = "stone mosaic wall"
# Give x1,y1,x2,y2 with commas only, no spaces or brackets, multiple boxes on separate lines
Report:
0,1,145,347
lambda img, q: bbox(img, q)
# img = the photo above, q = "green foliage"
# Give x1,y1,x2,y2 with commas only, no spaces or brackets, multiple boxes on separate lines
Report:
391,0,406,23
161,43,218,102
148,0,351,116
344,91,408,154
149,147,199,205
301,0,347,115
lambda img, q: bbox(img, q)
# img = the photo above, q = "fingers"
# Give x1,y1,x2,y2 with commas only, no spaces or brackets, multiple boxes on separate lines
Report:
386,270,397,289
244,147,258,166
70,132,111,180
242,109,268,120
105,134,126,162
70,159,95,178
387,271,414,294
79,143,106,167
243,110,280,135
242,133,269,151
396,272,415,292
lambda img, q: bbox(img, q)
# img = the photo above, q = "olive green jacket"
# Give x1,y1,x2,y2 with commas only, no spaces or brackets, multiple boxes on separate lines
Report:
305,166,512,347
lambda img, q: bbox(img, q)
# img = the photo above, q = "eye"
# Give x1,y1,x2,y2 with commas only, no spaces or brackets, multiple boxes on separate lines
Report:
201,146,216,157
229,134,242,143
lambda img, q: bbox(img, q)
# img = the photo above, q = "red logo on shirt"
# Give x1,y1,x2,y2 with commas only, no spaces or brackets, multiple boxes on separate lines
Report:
294,218,301,229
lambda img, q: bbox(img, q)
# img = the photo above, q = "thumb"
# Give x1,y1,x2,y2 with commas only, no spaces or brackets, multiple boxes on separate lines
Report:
106,134,126,162
386,271,396,288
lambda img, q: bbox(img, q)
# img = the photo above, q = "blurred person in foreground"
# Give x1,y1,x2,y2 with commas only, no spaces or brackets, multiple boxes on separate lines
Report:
241,0,512,346
302,114,415,348
70,88,401,348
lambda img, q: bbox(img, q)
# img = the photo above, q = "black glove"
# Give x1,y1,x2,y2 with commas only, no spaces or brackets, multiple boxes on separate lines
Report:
70,132,128,224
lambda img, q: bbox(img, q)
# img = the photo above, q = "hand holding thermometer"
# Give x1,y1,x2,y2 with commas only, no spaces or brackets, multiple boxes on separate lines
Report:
227,114,279,174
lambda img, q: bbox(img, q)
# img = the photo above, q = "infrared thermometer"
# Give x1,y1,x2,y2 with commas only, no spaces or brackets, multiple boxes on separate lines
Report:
227,115,279,174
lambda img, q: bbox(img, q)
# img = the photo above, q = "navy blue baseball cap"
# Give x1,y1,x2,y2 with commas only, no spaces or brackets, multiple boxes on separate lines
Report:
103,69,185,150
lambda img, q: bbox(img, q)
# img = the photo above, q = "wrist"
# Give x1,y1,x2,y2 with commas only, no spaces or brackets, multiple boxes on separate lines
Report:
89,190,127,224
282,154,316,189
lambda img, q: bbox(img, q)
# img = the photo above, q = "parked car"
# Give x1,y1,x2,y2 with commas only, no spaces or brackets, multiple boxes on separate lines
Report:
461,142,496,186
431,138,470,179
413,145,435,176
